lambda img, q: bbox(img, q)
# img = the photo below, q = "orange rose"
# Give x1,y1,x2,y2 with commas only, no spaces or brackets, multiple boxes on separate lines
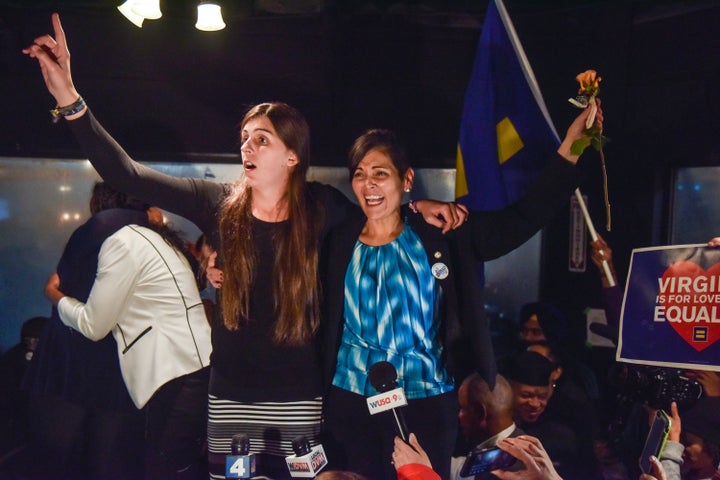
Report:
576,69,601,95
569,69,610,232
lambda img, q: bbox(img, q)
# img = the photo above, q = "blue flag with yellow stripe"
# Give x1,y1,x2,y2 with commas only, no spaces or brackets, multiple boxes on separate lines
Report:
456,0,560,210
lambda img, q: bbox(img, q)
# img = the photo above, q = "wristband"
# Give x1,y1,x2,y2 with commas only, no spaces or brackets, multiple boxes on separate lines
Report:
50,96,86,123
408,200,418,214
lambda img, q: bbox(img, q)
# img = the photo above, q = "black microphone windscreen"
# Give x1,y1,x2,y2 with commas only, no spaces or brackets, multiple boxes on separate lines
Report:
231,433,250,455
369,361,398,393
291,435,311,456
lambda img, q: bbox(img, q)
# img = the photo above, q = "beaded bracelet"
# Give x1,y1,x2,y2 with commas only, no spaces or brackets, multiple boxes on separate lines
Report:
408,200,418,213
50,96,86,123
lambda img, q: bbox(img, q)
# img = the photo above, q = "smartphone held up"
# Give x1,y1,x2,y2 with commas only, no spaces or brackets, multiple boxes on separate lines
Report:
639,409,671,474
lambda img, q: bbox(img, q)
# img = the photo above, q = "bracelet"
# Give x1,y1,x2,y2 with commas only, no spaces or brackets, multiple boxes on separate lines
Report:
50,96,86,123
408,200,418,214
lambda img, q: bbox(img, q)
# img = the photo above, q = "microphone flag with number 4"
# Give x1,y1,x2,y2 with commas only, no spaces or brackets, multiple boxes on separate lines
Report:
455,0,560,210
618,244,720,370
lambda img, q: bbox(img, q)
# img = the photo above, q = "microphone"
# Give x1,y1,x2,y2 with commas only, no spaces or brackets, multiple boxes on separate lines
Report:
285,435,328,478
367,361,409,441
225,433,257,479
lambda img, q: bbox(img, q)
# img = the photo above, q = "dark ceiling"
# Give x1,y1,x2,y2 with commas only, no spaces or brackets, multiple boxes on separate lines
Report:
3,0,718,164
2,0,716,18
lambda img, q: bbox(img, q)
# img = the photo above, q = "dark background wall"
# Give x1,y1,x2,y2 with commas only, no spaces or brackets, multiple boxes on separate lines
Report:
2,0,720,327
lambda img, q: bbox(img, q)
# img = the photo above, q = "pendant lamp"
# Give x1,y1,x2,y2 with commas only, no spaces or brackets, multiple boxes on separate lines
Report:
196,2,226,31
131,0,162,20
117,0,144,27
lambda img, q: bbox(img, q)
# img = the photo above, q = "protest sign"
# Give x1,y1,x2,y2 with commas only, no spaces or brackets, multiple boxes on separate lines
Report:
618,244,720,370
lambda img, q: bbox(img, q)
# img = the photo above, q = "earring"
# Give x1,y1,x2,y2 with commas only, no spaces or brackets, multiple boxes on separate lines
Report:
404,188,411,193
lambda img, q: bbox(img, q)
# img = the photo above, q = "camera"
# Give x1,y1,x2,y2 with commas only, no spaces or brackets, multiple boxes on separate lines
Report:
609,363,703,411
605,363,702,442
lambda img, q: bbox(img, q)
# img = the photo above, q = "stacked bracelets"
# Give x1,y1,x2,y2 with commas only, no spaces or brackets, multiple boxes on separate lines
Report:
50,96,86,123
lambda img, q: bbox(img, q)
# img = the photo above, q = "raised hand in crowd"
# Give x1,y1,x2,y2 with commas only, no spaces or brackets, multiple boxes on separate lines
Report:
392,433,441,480
392,433,433,469
590,234,618,288
492,436,563,480
666,402,681,443
685,369,720,397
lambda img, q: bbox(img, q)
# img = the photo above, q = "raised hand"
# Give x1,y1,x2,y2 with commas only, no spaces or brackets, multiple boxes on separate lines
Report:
492,436,563,480
22,13,84,112
558,99,604,164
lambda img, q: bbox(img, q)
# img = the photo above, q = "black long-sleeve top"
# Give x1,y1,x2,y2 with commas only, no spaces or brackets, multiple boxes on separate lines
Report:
68,110,357,402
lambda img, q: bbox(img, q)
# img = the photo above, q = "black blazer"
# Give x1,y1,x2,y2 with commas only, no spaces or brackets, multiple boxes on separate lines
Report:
320,154,581,391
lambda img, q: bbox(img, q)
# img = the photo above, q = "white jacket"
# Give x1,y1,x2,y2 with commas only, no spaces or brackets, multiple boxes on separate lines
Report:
58,224,212,408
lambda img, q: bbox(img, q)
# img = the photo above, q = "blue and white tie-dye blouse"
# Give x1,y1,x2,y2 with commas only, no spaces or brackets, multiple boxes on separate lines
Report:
332,224,454,399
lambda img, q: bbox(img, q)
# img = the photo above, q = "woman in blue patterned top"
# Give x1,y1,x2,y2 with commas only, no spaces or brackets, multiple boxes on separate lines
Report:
320,110,600,479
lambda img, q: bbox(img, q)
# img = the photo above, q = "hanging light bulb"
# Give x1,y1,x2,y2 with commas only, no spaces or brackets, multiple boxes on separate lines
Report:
196,2,226,31
131,0,162,20
117,0,144,27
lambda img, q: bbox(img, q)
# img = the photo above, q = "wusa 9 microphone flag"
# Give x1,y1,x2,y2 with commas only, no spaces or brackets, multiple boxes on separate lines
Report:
455,0,560,210
618,245,720,370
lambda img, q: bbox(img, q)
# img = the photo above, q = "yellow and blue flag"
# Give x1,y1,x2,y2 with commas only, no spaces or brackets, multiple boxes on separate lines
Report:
456,0,559,210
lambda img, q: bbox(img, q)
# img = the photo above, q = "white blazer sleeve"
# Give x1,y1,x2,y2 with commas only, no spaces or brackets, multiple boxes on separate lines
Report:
57,232,139,341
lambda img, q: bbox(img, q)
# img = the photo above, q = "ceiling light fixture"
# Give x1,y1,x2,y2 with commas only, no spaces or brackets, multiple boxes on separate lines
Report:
195,2,226,31
117,0,145,27
131,0,162,20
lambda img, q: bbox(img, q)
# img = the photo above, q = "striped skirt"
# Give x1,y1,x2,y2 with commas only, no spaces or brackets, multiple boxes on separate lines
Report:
207,394,323,479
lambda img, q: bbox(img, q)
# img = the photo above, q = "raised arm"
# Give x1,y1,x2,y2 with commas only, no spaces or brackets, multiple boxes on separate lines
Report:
466,102,603,261
23,14,224,233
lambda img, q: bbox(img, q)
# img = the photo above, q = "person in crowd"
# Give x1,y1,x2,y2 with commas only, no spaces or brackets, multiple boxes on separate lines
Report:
503,350,587,478
19,183,150,480
44,183,212,480
321,105,602,479
676,397,720,480
0,316,47,454
450,373,524,479
499,295,603,477
193,233,219,324
0,316,47,390
516,302,565,348
23,14,466,479
525,340,599,474
644,398,720,480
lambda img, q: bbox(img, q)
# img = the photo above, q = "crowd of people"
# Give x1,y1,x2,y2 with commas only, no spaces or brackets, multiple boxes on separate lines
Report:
0,11,717,480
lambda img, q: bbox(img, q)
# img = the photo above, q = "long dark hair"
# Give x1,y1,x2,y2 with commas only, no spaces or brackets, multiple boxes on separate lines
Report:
219,102,322,345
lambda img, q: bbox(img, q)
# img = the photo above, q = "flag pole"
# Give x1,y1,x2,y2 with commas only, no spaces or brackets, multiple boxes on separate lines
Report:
574,188,615,287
